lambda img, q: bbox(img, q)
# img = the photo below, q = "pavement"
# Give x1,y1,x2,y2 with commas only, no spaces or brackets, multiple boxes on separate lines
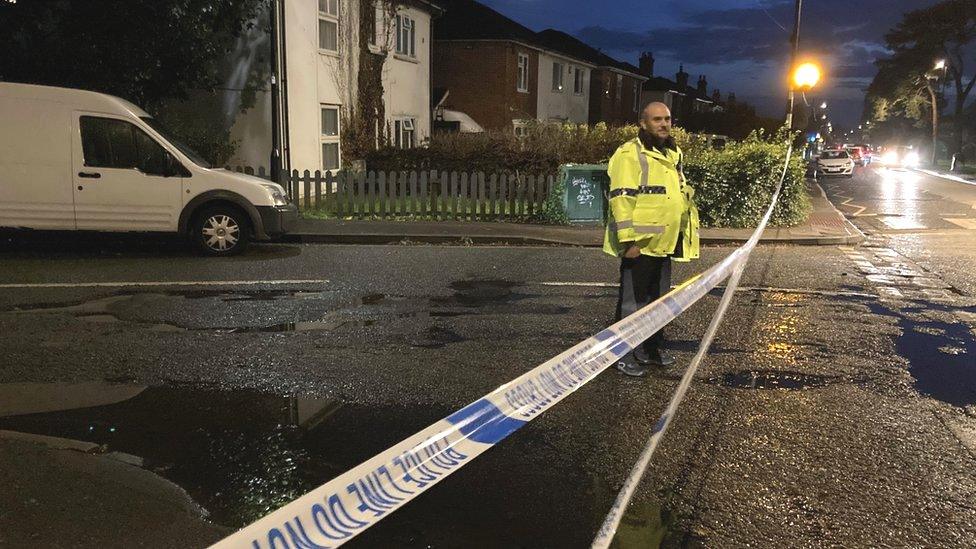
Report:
914,166,976,185
290,180,864,247
2,166,976,547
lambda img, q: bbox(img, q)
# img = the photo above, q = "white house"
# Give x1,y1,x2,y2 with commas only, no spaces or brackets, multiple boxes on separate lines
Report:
535,51,594,124
227,0,441,174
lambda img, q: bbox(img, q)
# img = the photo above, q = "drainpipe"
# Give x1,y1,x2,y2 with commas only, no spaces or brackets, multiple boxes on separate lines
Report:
269,0,282,183
279,0,291,177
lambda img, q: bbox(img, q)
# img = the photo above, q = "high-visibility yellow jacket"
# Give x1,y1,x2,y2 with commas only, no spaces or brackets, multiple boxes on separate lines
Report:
603,137,700,261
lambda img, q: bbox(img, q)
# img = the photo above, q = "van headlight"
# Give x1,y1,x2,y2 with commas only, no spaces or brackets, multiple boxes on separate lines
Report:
262,184,289,206
903,151,920,167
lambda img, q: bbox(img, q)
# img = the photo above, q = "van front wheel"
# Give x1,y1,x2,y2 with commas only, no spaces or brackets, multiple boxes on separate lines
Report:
191,206,251,256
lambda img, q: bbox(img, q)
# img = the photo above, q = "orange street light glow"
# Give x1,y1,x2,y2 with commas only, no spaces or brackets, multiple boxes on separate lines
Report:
792,62,821,90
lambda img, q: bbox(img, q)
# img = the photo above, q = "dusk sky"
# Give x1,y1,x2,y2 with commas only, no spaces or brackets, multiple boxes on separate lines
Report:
478,0,941,128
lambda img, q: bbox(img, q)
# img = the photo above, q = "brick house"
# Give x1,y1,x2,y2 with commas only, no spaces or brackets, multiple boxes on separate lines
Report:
535,30,646,127
432,0,597,132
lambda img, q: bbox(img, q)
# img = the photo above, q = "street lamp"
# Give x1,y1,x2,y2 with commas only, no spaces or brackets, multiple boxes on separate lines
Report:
792,62,821,91
924,59,947,165
820,102,828,109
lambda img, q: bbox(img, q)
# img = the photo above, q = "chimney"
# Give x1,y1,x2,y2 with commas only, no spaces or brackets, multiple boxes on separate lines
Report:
712,88,721,102
638,51,655,78
728,92,736,104
675,64,689,89
697,75,707,95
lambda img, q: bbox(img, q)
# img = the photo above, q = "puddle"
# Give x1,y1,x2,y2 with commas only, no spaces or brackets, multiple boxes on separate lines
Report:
867,301,976,407
708,370,841,390
411,325,467,348
432,279,534,308
0,383,609,546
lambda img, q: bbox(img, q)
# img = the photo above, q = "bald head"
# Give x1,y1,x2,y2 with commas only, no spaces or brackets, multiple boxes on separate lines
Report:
640,102,672,140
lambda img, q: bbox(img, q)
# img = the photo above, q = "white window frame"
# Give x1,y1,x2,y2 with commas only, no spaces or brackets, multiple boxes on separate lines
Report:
633,82,640,112
394,117,416,149
573,67,585,95
395,13,416,57
318,0,340,54
517,53,529,93
552,62,564,93
320,104,341,172
616,74,623,102
368,1,381,47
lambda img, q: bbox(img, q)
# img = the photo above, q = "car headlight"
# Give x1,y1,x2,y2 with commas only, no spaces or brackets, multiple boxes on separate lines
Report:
903,152,919,167
262,184,289,206
882,151,898,164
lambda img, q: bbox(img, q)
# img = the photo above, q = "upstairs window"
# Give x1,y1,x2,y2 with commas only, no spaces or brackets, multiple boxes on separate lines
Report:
616,74,623,102
633,82,640,112
552,62,564,92
395,14,415,57
573,67,585,95
517,53,529,92
318,0,340,53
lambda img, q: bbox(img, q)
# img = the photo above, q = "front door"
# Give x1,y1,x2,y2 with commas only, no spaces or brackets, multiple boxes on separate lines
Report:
71,114,182,232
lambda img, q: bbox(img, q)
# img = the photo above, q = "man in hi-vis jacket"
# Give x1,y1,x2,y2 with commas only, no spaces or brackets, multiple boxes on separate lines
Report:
604,102,700,377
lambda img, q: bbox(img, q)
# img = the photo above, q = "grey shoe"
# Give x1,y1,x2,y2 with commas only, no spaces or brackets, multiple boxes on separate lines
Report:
615,358,649,377
635,347,675,367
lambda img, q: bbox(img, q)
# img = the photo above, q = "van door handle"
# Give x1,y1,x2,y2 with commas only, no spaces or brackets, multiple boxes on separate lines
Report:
78,172,101,179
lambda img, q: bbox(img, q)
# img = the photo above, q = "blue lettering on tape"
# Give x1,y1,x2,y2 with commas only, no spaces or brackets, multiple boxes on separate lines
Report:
609,341,630,358
446,398,527,445
284,515,331,548
311,503,352,541
595,329,616,342
652,414,669,434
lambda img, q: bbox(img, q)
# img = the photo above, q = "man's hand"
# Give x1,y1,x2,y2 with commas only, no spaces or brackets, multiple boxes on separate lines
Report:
623,244,641,259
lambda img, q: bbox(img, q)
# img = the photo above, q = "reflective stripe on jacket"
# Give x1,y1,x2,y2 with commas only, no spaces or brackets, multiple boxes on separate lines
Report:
603,138,700,261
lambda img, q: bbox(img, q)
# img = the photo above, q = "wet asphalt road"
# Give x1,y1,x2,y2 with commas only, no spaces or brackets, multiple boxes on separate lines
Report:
1,166,975,548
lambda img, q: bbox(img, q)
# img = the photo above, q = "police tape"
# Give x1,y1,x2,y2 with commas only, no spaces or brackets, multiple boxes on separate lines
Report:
592,142,794,548
211,147,793,549
210,249,750,549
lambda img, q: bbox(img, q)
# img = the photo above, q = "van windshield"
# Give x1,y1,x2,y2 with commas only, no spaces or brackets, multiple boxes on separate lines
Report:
140,117,212,168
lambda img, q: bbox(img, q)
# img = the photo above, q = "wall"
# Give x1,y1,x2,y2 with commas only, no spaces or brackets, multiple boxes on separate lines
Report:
536,51,590,124
381,4,432,142
433,40,538,131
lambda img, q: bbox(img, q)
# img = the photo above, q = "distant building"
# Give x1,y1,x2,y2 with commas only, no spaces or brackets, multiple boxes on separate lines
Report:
227,0,443,173
432,0,598,132
534,30,646,127
637,54,720,125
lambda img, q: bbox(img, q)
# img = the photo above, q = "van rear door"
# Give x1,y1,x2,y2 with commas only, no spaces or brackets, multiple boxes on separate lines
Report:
0,96,76,229
71,113,183,232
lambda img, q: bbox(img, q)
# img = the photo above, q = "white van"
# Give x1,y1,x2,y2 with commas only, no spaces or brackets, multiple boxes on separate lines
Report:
0,83,297,255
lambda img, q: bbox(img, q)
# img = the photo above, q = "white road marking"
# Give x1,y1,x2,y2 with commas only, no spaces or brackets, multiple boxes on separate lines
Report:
944,218,976,230
533,282,878,298
0,279,330,289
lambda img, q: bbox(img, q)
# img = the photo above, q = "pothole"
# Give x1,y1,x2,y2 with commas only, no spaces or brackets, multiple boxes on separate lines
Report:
707,370,842,390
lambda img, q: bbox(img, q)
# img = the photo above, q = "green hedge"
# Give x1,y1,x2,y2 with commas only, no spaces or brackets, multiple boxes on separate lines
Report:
364,123,809,228
679,129,810,228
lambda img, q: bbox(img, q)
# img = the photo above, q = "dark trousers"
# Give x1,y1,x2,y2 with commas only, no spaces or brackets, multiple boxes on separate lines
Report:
615,255,672,352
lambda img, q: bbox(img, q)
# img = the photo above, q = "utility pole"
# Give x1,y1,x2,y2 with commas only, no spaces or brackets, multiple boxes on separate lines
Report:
785,0,803,129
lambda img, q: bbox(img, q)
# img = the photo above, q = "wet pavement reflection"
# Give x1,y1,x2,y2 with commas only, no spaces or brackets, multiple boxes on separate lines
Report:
0,382,642,547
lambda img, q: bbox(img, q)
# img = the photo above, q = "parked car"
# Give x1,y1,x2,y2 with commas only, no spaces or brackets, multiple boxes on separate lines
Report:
0,83,297,255
879,146,920,169
817,149,855,178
